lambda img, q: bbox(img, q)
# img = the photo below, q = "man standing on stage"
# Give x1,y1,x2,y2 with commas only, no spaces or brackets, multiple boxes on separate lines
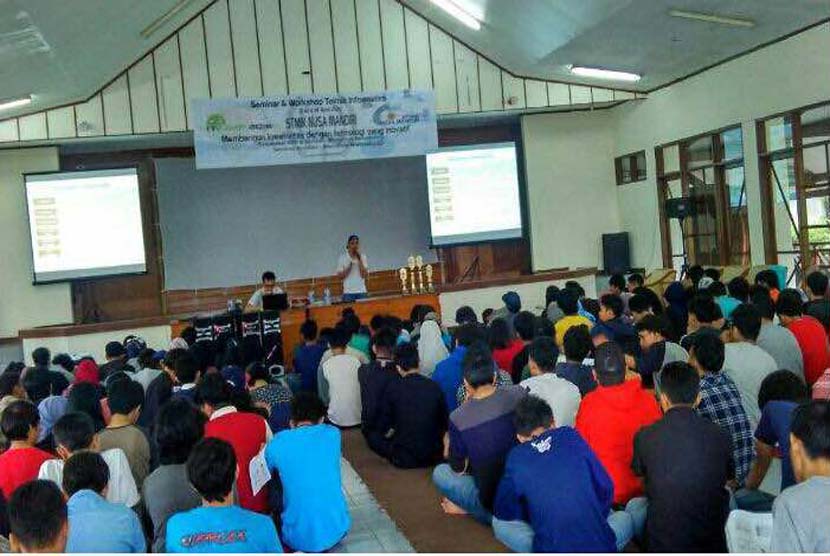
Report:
337,235,369,302
246,270,284,311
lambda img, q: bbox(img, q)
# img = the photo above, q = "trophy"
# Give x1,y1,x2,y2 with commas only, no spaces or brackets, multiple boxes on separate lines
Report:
425,264,434,292
399,267,409,295
415,255,424,293
407,255,417,293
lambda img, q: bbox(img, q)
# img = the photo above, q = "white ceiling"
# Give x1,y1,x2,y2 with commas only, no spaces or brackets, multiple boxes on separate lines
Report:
0,0,212,117
402,0,830,90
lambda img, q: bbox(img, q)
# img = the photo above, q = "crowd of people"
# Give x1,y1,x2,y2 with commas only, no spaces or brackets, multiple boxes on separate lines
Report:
0,266,829,553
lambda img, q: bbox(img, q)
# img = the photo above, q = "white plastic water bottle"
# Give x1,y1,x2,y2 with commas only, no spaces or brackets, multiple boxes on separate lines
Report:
323,287,331,305
308,288,315,304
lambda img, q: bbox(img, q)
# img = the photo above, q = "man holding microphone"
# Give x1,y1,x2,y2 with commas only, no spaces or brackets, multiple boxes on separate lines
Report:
337,235,369,302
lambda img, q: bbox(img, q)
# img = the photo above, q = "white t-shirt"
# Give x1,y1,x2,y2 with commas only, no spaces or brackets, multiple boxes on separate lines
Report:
322,353,363,427
520,373,581,428
247,286,285,310
337,252,368,295
38,448,140,507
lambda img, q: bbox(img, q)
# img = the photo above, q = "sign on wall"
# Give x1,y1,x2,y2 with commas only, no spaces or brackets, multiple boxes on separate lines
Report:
192,90,438,169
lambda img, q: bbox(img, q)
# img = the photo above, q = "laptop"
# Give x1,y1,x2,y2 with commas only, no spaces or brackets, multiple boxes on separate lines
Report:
262,293,289,311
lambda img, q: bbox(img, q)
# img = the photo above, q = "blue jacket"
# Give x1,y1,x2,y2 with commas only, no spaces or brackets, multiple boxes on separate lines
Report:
431,346,467,413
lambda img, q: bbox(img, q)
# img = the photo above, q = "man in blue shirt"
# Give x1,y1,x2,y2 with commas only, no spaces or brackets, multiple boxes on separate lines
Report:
432,324,485,412
264,392,350,552
166,438,282,553
63,451,145,553
492,396,626,553
292,320,326,393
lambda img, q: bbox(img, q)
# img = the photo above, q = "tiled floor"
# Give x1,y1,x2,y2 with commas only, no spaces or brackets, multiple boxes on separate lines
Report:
333,459,415,553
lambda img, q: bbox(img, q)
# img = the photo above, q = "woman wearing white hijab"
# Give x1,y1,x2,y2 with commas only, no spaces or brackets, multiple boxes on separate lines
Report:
417,320,449,377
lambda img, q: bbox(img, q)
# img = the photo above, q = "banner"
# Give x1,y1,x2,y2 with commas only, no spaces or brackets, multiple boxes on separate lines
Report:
192,89,438,169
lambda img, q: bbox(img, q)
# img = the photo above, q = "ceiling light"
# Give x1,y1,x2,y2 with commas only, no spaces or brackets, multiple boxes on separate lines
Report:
141,0,196,39
569,66,641,82
431,0,481,30
669,9,755,28
0,95,32,112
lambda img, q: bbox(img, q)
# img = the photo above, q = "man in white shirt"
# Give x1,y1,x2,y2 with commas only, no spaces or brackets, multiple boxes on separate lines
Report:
246,270,285,311
320,326,362,427
723,304,779,428
337,235,368,302
38,412,140,508
520,337,580,427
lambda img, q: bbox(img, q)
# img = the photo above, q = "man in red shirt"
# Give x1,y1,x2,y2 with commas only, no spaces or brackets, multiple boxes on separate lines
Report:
198,374,272,513
777,289,830,386
0,401,54,500
575,342,662,505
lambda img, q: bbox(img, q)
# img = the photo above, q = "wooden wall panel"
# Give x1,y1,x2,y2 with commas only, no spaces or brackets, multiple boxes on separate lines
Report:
102,75,132,135
330,0,361,93
429,25,457,113
46,107,76,139
306,0,338,93
404,8,431,90
281,0,313,93
454,41,479,113
178,19,210,128
128,56,161,133
154,37,187,131
478,57,502,111
255,0,288,96
355,0,385,91
229,0,263,97
203,0,237,98
379,0,408,91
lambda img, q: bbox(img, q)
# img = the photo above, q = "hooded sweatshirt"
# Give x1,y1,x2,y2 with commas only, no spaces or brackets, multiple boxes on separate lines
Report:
575,378,662,505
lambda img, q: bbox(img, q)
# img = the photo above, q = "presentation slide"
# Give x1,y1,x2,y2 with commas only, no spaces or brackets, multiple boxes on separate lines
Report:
426,142,523,246
25,168,147,283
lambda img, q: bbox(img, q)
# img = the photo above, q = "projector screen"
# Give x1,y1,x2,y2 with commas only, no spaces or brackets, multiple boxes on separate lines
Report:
24,168,147,283
426,142,523,246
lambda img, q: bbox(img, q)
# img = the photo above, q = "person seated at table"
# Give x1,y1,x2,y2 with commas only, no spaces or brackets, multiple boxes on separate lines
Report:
555,325,597,396
492,396,624,553
7,480,68,553
264,393,349,552
166,438,283,553
63,451,145,553
246,270,284,311
770,400,830,552
370,343,447,468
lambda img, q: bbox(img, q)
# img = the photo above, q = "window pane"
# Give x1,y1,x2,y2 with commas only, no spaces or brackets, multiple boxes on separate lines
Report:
801,104,830,146
621,156,632,182
721,127,743,161
765,116,794,152
803,144,829,190
663,144,680,174
687,169,719,265
686,136,714,168
770,157,799,254
635,151,646,180
725,166,749,265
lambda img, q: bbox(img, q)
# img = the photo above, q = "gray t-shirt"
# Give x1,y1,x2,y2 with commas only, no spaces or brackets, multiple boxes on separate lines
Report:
757,322,805,380
142,464,201,553
723,342,778,428
771,476,830,552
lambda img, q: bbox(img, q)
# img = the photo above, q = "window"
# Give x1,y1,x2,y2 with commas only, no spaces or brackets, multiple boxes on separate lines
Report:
655,126,748,275
615,151,646,185
758,101,830,286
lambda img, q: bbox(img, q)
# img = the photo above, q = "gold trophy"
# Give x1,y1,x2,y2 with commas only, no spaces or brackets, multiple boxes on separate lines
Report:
415,255,424,293
425,264,434,292
399,267,409,295
407,255,417,293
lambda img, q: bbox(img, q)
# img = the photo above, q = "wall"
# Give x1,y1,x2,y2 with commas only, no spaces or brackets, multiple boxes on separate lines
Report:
521,110,620,272
613,22,830,270
0,148,73,338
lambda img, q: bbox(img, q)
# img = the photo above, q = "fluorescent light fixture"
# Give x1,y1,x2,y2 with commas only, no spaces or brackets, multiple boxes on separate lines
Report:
431,0,481,30
141,0,195,38
569,66,641,82
669,9,755,28
0,95,32,111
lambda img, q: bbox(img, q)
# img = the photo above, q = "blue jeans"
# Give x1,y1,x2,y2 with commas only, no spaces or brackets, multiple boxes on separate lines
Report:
342,292,367,303
432,463,492,525
626,496,648,540
493,510,634,552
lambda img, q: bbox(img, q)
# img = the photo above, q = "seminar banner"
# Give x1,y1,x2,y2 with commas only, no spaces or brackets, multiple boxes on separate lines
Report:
192,89,438,169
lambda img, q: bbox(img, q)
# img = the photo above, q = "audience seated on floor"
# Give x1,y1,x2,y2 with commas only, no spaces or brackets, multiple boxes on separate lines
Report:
592,294,637,349
804,271,830,333
7,479,67,553
40,412,139,508
634,314,688,389
519,337,580,427
554,288,593,349
23,347,70,406
63,451,145,553
264,392,349,552
98,378,151,488
575,342,661,507
171,353,200,404
632,361,734,552
418,319,450,377
359,327,400,445
433,342,526,524
367,343,447,468
293,319,326,393
777,288,830,387
0,400,54,501
492,395,625,553
681,292,725,351
99,341,135,383
751,286,805,380
432,323,486,413
555,325,597,396
489,318,525,379
319,324,363,427
166,438,283,553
